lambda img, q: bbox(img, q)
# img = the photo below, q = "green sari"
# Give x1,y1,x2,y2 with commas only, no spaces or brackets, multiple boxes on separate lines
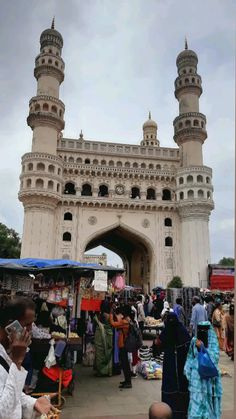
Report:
94,315,113,376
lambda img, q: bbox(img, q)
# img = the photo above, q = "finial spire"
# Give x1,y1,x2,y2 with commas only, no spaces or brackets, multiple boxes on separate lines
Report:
79,129,84,140
185,36,188,50
51,17,55,30
149,111,151,120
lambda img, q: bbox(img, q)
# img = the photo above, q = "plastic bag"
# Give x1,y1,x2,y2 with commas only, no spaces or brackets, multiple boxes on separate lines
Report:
45,339,56,369
198,343,218,379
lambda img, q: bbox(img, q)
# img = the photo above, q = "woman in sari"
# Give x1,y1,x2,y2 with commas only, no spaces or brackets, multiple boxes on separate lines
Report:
184,321,222,419
212,301,224,350
224,304,234,360
94,312,113,377
158,312,191,418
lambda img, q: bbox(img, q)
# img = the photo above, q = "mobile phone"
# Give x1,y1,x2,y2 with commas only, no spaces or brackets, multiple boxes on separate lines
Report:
5,320,23,336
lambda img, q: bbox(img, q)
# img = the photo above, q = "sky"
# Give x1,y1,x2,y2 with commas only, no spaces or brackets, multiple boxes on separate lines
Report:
0,0,234,267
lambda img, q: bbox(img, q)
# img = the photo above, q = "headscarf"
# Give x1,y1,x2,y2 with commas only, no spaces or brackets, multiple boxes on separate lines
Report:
161,301,173,318
160,312,191,348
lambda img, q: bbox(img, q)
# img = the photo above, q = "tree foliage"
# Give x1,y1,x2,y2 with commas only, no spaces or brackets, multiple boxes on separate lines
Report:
167,276,183,288
218,257,234,266
0,223,21,258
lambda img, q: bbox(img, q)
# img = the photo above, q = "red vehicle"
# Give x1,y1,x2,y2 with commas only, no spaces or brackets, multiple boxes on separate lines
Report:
208,264,234,291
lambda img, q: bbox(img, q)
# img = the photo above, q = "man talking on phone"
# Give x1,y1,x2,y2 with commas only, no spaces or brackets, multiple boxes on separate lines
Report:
0,296,56,419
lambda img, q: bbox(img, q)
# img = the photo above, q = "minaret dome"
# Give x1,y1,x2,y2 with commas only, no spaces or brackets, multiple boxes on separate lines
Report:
141,112,159,147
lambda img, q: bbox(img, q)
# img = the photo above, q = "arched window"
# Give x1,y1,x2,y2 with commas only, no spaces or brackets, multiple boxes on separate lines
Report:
100,160,106,166
35,178,44,188
48,164,55,173
93,159,99,165
59,109,62,117
124,162,130,168
48,59,53,64
162,189,171,201
58,168,61,175
179,80,182,86
117,161,122,167
98,185,109,197
131,187,140,199
193,119,199,126
183,69,187,74
178,122,183,129
198,189,204,198
85,158,90,164
185,78,189,84
26,179,31,188
206,177,210,184
76,157,82,164
37,162,45,171
64,212,73,221
187,175,193,183
187,190,194,199
201,121,204,128
180,192,184,200
147,188,156,200
192,77,195,83
42,59,45,64
197,175,203,183
35,104,40,111
55,61,58,67
49,49,52,53
68,157,74,163
43,103,49,111
141,163,146,169
164,218,172,227
156,164,161,170
48,180,54,190
207,191,211,199
179,177,184,185
149,164,154,169
63,232,71,242
81,183,92,196
185,120,191,127
51,105,57,114
28,163,33,171
64,182,76,195
57,183,60,192
133,162,138,168
165,237,173,247
109,160,114,167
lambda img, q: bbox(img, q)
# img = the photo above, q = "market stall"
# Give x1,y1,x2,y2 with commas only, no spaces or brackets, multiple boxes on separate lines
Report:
0,258,124,408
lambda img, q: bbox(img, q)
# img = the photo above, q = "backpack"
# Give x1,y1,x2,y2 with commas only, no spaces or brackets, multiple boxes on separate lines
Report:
124,322,143,352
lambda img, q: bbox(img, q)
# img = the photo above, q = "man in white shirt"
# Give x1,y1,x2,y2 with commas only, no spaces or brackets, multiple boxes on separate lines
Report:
0,297,55,419
137,295,145,333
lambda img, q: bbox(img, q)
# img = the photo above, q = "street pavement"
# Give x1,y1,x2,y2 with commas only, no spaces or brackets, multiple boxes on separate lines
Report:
61,351,234,419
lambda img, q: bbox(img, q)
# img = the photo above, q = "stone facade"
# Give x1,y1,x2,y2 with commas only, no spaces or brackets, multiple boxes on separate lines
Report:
19,24,214,290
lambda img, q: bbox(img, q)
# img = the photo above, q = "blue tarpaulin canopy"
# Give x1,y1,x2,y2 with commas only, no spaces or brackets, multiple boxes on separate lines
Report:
0,258,124,273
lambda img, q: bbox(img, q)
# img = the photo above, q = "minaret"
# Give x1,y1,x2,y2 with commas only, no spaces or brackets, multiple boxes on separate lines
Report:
174,41,214,287
19,20,65,258
141,112,160,147
27,18,65,154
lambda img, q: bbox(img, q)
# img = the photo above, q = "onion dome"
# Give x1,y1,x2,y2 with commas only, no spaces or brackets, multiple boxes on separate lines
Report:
142,111,158,130
176,38,198,68
40,18,63,50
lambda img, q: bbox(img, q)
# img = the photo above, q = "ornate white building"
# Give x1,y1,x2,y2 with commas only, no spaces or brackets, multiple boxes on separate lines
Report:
19,22,214,290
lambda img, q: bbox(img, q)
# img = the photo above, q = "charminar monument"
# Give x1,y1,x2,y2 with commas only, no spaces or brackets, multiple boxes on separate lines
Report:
19,20,214,290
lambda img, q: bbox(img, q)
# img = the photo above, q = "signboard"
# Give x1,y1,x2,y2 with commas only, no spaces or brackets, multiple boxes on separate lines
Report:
94,270,108,292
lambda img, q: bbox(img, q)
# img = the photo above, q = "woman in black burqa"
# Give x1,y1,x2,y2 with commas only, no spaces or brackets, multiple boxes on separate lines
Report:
158,312,191,419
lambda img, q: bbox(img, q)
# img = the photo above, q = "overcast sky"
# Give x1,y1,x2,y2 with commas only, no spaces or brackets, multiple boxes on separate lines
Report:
0,0,234,267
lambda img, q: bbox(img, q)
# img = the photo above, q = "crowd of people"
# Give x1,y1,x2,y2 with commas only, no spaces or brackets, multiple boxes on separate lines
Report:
0,291,234,419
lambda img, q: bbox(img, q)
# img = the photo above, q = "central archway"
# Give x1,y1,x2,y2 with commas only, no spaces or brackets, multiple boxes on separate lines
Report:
83,224,154,290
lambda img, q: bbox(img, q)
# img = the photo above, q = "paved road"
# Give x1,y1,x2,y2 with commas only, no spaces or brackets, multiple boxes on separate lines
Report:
61,351,234,418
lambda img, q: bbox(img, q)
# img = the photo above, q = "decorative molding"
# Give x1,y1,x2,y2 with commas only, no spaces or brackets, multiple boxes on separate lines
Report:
142,219,150,228
27,112,64,131
29,95,65,110
34,64,64,84
88,216,97,225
